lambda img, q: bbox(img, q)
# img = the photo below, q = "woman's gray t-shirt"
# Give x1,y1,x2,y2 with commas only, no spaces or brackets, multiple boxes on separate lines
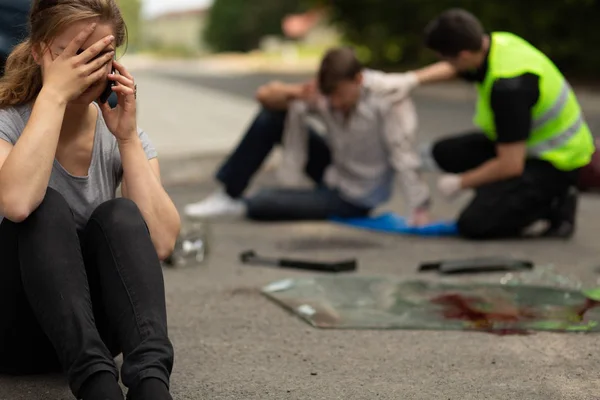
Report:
0,103,157,229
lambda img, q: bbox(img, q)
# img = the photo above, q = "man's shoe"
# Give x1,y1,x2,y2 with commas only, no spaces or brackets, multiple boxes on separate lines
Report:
543,186,578,239
184,189,246,220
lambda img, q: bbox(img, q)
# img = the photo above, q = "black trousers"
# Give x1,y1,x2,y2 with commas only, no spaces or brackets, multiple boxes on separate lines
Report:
0,188,174,397
216,108,371,220
432,132,579,239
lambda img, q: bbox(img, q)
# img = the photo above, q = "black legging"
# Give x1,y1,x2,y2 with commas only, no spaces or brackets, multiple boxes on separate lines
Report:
0,188,174,397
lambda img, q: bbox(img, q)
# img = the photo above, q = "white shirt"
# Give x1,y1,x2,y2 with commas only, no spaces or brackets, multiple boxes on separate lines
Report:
279,69,430,213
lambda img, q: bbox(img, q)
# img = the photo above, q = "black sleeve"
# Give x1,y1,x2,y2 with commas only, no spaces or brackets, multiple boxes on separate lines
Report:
459,69,481,82
490,73,540,143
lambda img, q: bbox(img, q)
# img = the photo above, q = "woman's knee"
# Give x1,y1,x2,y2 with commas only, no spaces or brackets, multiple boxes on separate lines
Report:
21,188,74,228
89,198,146,233
36,187,71,213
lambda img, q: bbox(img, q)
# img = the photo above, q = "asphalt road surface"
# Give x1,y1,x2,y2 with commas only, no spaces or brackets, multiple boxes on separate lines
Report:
157,70,600,138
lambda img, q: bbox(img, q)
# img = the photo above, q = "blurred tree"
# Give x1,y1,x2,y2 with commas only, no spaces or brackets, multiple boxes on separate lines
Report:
319,0,600,77
203,0,312,52
116,0,141,52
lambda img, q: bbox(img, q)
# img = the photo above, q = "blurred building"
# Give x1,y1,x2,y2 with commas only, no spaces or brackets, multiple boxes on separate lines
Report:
142,6,209,55
260,8,341,57
282,8,340,46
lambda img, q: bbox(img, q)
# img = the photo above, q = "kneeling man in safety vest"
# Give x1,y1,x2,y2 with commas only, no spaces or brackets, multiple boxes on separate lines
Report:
413,8,594,239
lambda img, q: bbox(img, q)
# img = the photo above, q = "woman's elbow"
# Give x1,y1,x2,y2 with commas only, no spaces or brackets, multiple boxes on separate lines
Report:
0,193,34,223
2,208,31,223
156,235,177,261
156,221,181,261
156,244,175,262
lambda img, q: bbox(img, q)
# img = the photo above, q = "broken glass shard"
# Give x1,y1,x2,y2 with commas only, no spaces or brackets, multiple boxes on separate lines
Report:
262,276,600,334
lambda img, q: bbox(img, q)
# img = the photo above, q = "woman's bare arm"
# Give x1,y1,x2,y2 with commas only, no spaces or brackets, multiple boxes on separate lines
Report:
0,91,67,221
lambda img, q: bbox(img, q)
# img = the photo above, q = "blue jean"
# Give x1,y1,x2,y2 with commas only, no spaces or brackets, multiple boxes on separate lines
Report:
216,109,371,221
245,186,371,221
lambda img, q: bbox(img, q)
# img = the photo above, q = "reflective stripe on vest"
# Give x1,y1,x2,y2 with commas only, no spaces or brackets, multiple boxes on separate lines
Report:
531,81,570,131
526,79,583,156
528,114,583,157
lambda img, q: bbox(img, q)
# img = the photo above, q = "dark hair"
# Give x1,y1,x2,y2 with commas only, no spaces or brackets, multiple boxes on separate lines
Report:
424,9,484,57
318,46,363,95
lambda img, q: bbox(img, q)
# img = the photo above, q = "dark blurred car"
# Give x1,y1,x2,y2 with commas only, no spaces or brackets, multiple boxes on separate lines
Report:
0,0,30,75
0,0,118,107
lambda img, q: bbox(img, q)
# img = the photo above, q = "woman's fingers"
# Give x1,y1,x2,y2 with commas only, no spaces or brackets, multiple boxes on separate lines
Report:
74,35,115,67
85,65,110,86
108,72,134,89
111,60,134,81
111,85,135,96
63,23,98,58
82,51,114,75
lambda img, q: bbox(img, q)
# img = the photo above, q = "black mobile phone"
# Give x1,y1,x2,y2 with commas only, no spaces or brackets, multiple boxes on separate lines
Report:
99,65,115,103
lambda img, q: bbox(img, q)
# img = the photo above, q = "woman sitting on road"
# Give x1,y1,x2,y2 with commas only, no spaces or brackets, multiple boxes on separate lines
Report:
0,1,181,399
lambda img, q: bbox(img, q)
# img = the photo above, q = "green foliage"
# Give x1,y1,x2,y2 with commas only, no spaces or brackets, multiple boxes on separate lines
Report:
323,0,600,77
116,0,142,53
203,0,311,53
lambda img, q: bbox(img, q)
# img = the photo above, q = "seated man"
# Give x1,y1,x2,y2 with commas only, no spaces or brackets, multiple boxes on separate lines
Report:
414,9,594,239
184,46,432,225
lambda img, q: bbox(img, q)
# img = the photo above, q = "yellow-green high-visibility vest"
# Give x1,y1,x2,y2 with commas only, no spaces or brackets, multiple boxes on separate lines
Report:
474,32,594,171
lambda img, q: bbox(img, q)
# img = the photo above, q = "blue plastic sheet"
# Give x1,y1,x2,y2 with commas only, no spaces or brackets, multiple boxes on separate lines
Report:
332,212,458,237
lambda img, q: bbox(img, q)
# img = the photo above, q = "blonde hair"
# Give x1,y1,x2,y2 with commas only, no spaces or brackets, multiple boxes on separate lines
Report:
0,0,127,107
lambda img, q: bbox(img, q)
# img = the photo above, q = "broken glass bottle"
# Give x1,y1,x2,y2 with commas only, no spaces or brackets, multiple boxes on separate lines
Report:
163,221,210,268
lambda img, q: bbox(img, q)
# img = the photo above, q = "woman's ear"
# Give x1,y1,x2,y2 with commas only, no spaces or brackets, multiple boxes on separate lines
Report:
31,43,42,65
31,42,50,66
